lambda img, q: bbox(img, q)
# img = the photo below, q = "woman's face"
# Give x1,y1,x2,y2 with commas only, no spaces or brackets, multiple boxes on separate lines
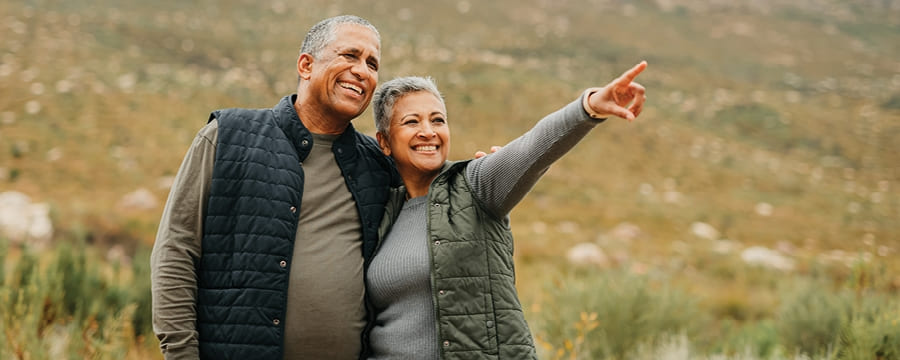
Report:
378,91,450,180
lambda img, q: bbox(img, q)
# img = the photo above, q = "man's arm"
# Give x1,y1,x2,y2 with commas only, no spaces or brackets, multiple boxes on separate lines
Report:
150,121,217,359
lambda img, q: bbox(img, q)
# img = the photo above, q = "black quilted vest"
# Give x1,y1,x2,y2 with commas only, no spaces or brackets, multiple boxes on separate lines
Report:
196,95,394,359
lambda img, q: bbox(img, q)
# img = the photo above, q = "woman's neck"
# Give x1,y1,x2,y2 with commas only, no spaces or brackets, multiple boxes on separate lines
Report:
401,172,438,199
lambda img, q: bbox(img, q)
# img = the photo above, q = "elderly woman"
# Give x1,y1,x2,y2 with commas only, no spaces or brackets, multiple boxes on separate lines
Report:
365,62,647,359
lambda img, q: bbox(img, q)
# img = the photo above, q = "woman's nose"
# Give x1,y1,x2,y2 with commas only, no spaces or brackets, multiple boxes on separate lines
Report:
418,123,436,138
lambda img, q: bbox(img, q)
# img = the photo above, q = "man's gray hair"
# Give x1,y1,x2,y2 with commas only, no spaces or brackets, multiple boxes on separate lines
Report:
373,76,445,138
300,15,380,58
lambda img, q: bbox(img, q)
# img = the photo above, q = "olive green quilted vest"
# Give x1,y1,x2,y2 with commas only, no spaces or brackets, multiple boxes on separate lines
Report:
377,161,537,359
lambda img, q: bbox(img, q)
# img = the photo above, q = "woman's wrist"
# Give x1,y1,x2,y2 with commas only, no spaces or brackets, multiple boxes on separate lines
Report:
582,87,607,119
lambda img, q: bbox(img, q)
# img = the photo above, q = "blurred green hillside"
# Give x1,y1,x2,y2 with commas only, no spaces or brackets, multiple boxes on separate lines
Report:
1,0,899,358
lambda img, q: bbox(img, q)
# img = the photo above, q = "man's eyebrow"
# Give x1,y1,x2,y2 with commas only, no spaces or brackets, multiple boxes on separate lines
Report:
341,47,379,63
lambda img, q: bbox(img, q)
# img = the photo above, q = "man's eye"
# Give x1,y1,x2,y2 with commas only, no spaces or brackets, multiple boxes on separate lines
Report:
433,118,445,123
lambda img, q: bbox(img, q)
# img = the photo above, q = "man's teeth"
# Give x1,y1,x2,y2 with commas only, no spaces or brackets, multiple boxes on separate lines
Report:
415,145,437,151
339,82,362,94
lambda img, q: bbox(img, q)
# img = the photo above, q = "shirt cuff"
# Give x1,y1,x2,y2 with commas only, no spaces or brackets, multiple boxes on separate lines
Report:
162,343,199,360
581,88,608,121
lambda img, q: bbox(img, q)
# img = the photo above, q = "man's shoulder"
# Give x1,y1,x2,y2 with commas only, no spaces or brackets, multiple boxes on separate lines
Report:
350,131,391,166
351,131,379,149
212,95,294,128
345,129,398,181
197,119,219,143
211,106,271,123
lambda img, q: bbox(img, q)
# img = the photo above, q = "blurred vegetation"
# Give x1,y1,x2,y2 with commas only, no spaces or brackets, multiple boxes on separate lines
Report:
0,0,898,358
1,239,155,359
529,266,900,359
531,267,706,359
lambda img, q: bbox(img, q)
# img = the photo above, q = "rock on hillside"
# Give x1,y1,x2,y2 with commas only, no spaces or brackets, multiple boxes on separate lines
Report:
0,191,53,249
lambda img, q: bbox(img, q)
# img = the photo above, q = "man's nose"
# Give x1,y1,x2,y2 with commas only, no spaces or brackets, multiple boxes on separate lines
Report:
349,60,370,80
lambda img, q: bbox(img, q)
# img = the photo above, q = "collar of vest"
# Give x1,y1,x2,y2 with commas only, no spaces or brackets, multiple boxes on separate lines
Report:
432,160,471,186
385,160,470,209
274,95,311,162
213,94,365,163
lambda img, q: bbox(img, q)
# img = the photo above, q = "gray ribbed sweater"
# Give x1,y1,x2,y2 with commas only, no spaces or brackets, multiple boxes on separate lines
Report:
366,96,602,359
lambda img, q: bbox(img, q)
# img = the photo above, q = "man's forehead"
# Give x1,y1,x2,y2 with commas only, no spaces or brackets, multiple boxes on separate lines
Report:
334,24,380,44
331,30,381,58
330,24,381,56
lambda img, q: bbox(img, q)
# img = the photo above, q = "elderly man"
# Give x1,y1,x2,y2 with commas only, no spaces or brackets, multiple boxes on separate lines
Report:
151,15,395,360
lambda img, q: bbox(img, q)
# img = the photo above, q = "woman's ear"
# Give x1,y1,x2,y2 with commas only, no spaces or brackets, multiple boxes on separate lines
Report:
376,132,391,156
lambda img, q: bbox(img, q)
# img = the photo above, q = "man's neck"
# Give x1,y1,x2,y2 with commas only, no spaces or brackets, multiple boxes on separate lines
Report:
293,98,351,135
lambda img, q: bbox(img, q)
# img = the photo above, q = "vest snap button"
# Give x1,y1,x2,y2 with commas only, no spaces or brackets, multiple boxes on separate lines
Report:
439,290,445,295
273,318,280,325
443,340,450,347
486,320,494,328
301,140,309,147
434,240,440,246
279,260,287,268
290,206,297,213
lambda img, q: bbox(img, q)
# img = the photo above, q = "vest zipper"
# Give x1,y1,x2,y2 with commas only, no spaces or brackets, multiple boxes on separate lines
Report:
426,191,445,359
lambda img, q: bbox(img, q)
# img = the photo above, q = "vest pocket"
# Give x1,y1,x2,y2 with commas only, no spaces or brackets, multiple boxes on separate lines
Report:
435,284,499,354
438,313,499,354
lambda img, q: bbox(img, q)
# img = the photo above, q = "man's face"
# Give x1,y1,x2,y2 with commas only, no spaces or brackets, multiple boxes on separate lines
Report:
304,24,380,122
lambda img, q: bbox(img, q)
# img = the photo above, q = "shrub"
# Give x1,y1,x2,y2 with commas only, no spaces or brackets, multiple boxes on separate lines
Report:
531,267,704,359
716,320,780,358
0,240,153,359
775,279,852,357
836,295,900,360
882,94,900,110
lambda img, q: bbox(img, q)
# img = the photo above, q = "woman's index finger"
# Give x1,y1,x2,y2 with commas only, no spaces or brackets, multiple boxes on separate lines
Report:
615,61,648,85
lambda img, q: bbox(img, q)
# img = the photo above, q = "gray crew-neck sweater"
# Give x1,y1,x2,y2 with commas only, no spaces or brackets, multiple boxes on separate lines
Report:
366,96,603,359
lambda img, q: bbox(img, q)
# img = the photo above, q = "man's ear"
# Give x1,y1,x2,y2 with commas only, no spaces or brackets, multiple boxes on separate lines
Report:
297,53,314,80
376,132,391,156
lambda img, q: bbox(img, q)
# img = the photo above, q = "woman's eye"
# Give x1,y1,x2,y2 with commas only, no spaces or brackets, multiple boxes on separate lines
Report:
433,118,445,123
